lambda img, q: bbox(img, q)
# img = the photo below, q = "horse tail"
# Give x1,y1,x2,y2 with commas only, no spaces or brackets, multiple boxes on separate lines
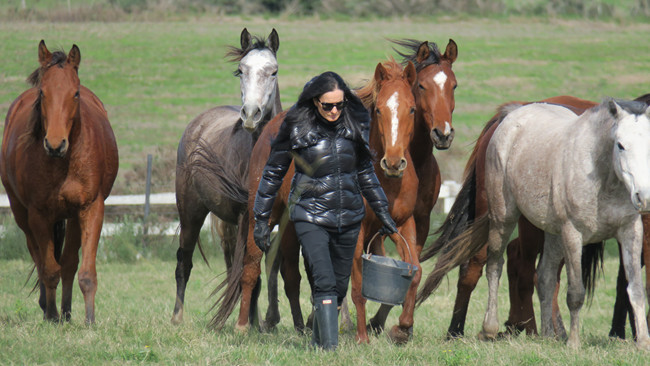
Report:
582,241,604,306
416,214,490,306
420,103,519,263
207,211,248,330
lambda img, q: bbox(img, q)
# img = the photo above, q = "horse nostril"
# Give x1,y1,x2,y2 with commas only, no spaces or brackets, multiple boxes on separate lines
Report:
380,158,388,171
399,158,407,171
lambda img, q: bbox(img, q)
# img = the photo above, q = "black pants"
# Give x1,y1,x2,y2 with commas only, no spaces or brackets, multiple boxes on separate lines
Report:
294,221,360,306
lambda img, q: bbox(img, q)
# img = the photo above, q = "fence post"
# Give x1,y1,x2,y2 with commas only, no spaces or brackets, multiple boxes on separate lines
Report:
143,154,153,244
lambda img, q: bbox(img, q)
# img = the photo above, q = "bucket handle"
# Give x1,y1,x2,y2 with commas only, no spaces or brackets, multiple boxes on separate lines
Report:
366,231,415,276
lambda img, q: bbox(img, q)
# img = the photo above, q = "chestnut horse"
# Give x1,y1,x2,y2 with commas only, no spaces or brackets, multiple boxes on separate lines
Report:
363,38,458,336
349,60,420,344
0,40,118,323
172,28,281,326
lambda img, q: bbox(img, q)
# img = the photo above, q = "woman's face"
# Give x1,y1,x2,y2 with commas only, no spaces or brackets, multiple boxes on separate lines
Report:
314,88,345,122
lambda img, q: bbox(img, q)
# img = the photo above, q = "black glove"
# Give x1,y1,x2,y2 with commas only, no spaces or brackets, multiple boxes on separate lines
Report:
253,220,271,253
376,211,398,235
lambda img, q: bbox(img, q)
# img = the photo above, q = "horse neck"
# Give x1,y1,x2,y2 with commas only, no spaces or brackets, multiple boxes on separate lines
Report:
410,114,434,165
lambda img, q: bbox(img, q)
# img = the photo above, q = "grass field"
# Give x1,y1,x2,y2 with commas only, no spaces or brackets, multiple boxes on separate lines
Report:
1,17,649,194
2,243,650,365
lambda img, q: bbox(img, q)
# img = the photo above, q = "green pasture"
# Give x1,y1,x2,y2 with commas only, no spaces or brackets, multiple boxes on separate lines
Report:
2,238,650,364
1,17,649,193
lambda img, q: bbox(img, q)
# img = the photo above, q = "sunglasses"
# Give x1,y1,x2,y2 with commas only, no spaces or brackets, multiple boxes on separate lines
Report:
318,99,347,112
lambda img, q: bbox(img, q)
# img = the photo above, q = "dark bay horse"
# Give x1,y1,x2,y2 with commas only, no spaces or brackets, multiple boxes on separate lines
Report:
172,28,281,325
350,60,420,344
418,98,650,349
0,40,119,323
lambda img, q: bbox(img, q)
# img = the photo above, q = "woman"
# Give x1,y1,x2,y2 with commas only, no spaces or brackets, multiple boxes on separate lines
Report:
253,71,397,350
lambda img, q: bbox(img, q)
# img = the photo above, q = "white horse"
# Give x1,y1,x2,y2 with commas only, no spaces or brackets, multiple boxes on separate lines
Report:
427,99,650,349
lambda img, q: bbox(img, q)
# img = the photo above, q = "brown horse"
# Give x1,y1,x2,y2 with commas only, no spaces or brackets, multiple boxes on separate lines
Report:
363,38,458,336
172,28,281,326
349,60,420,344
0,40,119,323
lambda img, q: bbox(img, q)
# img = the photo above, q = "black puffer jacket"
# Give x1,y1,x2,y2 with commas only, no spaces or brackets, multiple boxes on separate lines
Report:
254,114,390,229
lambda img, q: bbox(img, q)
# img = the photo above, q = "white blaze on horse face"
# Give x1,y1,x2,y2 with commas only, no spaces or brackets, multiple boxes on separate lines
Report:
239,49,278,127
387,91,400,146
433,71,452,137
614,109,650,211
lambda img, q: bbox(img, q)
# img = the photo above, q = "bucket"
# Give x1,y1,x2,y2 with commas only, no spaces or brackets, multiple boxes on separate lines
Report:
361,232,418,306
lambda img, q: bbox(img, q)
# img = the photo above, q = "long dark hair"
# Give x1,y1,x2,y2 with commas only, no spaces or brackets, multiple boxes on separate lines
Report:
278,71,373,162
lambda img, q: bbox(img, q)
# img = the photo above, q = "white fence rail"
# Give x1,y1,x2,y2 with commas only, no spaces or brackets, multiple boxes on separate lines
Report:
0,180,461,235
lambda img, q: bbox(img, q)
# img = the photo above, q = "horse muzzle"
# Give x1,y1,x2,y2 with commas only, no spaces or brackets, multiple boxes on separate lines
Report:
241,105,265,132
431,127,454,150
44,138,68,158
380,157,407,178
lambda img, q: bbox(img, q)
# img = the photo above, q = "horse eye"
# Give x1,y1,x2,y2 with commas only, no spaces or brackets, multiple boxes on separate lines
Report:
233,69,242,77
271,70,278,76
418,84,425,90
74,91,80,99
410,107,415,114
617,142,625,151
375,108,381,116
453,84,458,90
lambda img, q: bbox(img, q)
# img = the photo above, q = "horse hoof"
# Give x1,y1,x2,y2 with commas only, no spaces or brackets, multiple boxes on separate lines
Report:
171,312,183,325
387,326,411,345
234,323,250,334
635,338,650,351
477,330,497,342
367,319,384,335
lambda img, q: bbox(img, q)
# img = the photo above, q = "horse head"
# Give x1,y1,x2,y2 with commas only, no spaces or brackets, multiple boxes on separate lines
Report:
610,99,650,212
413,39,458,150
371,60,417,178
34,40,81,158
233,28,280,132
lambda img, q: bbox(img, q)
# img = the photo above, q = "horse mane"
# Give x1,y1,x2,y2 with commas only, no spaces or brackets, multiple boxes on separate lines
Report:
390,38,442,71
356,58,404,110
226,35,274,63
20,50,70,147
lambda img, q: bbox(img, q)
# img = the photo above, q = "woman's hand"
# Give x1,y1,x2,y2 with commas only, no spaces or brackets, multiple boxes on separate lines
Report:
377,212,398,235
253,220,271,253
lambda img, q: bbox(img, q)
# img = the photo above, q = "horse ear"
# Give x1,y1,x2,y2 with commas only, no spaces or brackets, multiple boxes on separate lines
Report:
416,41,430,64
374,62,388,85
67,44,81,72
404,61,417,87
240,28,251,50
442,39,458,64
268,28,279,54
38,40,52,67
607,99,621,118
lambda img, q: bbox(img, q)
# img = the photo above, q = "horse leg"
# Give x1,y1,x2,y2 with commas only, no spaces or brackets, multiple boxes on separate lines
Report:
263,235,282,331
77,199,105,324
559,225,587,349
171,204,208,325
235,228,264,332
339,296,354,332
278,221,306,333
60,219,79,322
536,233,564,340
29,213,60,322
551,261,567,338
618,219,650,350
387,218,420,344
351,225,370,343
642,215,650,331
609,243,631,339
479,216,518,341
448,247,487,338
